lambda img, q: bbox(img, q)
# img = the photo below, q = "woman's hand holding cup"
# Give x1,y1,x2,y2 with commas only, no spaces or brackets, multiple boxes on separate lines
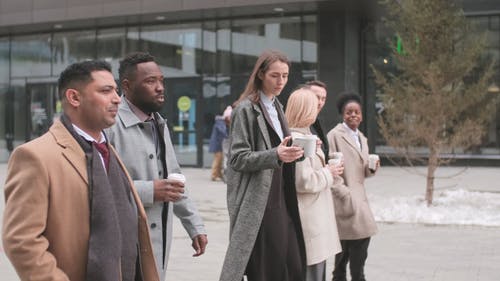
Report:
328,151,344,177
368,154,380,171
327,158,344,177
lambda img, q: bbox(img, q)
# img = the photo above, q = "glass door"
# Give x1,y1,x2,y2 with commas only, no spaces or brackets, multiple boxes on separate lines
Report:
164,77,202,166
26,82,58,140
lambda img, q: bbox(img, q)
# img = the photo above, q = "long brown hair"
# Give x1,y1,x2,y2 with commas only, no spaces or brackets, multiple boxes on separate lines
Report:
235,49,290,105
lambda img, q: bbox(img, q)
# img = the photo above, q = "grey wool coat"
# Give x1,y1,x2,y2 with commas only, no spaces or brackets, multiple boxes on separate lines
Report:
220,98,289,281
326,123,378,240
105,99,206,280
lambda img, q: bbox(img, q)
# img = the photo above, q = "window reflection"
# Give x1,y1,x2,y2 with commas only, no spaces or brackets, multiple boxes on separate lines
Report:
9,79,28,142
0,84,7,152
475,15,500,150
11,34,51,77
302,15,318,79
217,20,232,76
52,30,96,76
1,15,320,164
0,38,8,83
202,21,217,75
126,27,140,53
97,28,127,77
231,17,304,74
141,24,202,77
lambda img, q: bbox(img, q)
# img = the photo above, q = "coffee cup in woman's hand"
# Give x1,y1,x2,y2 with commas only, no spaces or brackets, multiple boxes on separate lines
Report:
328,158,342,167
327,160,344,176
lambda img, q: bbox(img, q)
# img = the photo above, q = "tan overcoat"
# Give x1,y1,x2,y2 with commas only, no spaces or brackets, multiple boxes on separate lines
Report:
2,120,159,281
326,123,378,240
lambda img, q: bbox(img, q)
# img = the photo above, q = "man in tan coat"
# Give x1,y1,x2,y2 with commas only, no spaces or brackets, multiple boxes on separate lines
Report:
2,61,158,281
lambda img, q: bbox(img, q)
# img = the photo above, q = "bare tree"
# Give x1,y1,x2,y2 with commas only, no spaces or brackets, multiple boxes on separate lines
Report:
372,0,496,205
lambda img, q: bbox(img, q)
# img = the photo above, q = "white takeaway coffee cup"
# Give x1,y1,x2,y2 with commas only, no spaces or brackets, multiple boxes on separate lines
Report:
368,154,380,170
331,152,344,161
328,158,342,166
168,173,186,184
293,135,317,158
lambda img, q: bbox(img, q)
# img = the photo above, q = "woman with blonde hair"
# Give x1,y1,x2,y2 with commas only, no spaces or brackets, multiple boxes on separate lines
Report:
219,50,306,281
285,87,345,281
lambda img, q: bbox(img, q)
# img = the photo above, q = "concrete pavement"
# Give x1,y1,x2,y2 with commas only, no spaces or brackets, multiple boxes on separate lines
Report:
1,164,500,281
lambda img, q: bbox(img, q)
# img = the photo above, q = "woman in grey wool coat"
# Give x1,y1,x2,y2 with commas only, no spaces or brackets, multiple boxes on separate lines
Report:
219,49,307,281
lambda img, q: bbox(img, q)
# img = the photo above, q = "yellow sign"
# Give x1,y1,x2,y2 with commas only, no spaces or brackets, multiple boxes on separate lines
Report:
177,96,191,112
173,126,184,132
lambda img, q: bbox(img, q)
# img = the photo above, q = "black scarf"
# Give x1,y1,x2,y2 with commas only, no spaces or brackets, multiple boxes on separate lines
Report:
60,115,140,281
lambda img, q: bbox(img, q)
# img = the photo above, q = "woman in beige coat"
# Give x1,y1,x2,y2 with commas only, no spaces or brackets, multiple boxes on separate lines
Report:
326,92,380,281
285,88,345,281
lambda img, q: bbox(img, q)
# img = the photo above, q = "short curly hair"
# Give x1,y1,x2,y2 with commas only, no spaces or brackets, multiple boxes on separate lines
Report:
118,52,156,82
336,91,362,114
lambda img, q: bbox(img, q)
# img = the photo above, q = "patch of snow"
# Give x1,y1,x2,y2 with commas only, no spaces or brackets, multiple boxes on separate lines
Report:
370,189,500,226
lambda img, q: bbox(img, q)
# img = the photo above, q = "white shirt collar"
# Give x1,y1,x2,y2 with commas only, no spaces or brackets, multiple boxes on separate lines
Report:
259,91,284,140
342,122,361,149
342,122,359,136
72,124,106,144
260,91,275,106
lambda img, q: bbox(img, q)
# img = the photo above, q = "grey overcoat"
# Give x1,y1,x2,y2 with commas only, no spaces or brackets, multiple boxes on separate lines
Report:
105,99,206,280
219,98,286,281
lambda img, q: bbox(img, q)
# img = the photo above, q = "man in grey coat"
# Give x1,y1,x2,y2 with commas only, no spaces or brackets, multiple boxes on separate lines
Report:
106,52,207,281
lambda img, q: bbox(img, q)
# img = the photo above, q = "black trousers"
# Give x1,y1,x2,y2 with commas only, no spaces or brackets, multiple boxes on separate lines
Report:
332,237,371,281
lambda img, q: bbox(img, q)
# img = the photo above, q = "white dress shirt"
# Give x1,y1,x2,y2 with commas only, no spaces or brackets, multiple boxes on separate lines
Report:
260,92,284,140
73,124,107,170
342,122,361,150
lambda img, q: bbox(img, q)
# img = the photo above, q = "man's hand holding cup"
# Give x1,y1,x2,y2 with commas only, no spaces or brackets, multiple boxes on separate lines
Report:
153,173,186,202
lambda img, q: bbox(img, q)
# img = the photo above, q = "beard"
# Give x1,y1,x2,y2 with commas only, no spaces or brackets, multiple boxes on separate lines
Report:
135,97,164,114
128,85,165,114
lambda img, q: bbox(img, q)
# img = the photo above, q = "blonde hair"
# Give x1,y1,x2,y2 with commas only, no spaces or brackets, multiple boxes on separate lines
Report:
285,88,319,128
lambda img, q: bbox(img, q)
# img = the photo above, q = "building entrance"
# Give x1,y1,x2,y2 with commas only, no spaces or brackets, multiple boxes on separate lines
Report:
26,82,59,140
164,76,202,166
0,79,58,162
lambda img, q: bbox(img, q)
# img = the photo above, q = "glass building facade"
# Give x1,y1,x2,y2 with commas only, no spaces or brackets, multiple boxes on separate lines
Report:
0,0,499,165
0,15,320,165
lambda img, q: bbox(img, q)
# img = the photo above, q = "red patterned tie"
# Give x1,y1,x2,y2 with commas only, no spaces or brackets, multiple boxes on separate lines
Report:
93,142,110,171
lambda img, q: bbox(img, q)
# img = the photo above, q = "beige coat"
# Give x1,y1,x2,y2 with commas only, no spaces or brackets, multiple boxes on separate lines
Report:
326,123,378,240
2,120,159,281
292,128,342,265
